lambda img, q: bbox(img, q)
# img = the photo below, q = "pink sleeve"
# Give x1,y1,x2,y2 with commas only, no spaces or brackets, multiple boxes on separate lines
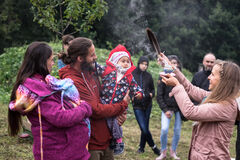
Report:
174,69,209,103
170,85,237,122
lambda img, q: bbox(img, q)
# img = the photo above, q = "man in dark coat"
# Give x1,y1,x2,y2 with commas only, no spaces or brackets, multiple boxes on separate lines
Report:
191,53,216,104
192,53,216,91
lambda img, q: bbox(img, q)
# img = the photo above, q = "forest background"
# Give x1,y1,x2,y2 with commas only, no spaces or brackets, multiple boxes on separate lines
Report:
0,43,237,159
0,0,239,159
1,0,240,72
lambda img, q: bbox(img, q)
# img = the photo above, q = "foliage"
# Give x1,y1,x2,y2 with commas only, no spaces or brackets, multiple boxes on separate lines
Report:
0,42,60,103
0,43,237,160
94,0,150,53
94,0,240,72
0,46,27,103
0,0,54,54
30,0,108,37
1,0,240,72
0,42,192,104
0,0,21,43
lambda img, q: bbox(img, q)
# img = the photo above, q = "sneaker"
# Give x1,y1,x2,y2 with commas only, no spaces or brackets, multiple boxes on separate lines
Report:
152,145,161,156
137,147,144,154
156,149,167,160
170,148,180,160
113,142,124,155
19,133,30,138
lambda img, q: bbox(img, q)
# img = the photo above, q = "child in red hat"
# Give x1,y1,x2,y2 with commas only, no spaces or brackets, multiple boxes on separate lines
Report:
96,44,143,155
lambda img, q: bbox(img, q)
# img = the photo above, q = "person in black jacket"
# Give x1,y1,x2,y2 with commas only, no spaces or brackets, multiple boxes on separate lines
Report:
236,121,240,160
191,53,215,105
132,56,160,155
156,55,182,160
236,96,240,160
191,53,216,91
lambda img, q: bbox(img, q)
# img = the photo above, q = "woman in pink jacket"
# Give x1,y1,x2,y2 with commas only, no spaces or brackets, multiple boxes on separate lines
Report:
158,53,240,160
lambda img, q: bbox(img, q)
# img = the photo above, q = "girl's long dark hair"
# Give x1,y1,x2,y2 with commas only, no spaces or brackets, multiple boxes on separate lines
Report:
8,42,52,136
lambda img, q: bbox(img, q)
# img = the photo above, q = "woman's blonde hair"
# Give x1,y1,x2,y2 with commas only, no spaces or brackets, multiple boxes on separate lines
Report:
204,60,240,104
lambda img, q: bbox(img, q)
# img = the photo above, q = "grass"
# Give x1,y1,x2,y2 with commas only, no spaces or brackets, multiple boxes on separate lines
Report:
0,101,237,160
0,43,237,159
0,103,33,160
118,101,237,160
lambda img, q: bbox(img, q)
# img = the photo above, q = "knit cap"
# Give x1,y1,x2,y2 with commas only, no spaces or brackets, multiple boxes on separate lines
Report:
109,51,129,64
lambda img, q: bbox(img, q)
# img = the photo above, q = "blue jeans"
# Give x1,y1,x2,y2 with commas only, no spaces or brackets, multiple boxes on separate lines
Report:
160,111,182,151
134,104,155,149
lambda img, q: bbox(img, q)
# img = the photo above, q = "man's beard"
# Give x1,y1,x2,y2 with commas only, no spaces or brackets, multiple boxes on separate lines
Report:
81,59,95,72
204,66,212,72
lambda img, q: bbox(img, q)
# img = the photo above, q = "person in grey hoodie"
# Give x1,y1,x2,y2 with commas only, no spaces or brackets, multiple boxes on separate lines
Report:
158,53,240,160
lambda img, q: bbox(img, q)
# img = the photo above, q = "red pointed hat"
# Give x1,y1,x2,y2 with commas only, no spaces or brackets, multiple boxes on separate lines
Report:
107,44,133,66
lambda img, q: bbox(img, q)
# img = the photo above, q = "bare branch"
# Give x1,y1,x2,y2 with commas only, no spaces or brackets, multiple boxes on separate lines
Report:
69,30,80,35
63,17,72,34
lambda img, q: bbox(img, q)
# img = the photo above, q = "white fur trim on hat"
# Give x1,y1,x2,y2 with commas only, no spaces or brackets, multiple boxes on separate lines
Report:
109,51,129,64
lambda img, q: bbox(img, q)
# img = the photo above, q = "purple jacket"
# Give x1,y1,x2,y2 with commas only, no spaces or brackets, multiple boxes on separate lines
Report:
24,74,92,160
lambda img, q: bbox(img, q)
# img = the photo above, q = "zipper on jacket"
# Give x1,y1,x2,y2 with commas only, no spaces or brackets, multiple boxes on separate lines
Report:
81,72,95,96
109,71,129,104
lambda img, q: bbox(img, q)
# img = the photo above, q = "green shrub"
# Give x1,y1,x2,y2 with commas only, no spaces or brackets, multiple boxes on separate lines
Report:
0,42,193,104
0,42,62,103
0,46,27,103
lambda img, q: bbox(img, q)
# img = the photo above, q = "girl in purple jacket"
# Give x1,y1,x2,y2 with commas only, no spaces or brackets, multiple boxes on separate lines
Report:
8,42,92,160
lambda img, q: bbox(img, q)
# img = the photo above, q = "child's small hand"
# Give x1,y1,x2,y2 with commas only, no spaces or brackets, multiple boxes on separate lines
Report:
71,101,78,108
165,111,173,118
123,90,130,105
134,93,142,99
117,110,127,126
15,96,28,114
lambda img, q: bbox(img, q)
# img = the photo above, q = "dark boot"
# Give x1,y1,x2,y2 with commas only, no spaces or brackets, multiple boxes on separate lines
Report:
152,145,161,155
137,147,145,154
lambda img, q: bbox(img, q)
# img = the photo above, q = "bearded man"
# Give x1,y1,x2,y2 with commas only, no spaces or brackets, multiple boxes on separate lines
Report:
192,53,216,91
59,37,130,160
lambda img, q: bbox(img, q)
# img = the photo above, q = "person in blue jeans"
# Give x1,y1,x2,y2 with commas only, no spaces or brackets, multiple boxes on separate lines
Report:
132,56,160,156
156,55,182,160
